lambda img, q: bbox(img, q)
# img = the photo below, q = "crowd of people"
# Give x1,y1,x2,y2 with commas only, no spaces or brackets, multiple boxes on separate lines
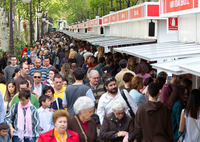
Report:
0,31,199,142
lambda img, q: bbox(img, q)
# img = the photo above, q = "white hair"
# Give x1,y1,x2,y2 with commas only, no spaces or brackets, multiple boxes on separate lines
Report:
73,96,95,114
112,98,128,111
88,70,99,78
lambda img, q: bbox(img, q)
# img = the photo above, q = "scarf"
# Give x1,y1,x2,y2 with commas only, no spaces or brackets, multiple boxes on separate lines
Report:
54,129,67,142
17,101,32,141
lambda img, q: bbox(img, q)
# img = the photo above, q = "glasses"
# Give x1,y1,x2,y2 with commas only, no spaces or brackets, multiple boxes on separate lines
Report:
34,76,41,79
92,77,99,80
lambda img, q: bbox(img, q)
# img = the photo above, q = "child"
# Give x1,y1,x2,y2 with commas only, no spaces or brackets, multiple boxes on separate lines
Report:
0,123,11,142
38,95,54,134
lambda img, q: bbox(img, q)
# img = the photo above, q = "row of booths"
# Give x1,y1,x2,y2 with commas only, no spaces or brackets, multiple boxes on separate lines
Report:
62,0,200,89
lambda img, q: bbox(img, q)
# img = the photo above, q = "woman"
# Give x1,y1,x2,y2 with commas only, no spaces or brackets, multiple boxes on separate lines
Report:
60,63,74,85
60,51,69,65
4,79,18,113
43,86,64,111
140,77,154,95
119,72,134,93
129,76,147,106
166,85,189,142
179,89,200,142
37,50,44,63
12,68,20,80
91,56,97,68
100,98,135,142
155,77,166,101
68,51,77,64
0,73,7,95
38,110,80,142
135,62,151,82
68,96,99,142
4,89,40,142
43,68,59,87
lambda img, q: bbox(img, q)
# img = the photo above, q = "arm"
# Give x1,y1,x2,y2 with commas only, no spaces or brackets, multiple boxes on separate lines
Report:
0,94,5,123
4,67,8,81
134,106,142,142
62,92,68,108
32,107,40,137
85,89,96,102
124,89,138,114
97,97,106,125
179,111,185,133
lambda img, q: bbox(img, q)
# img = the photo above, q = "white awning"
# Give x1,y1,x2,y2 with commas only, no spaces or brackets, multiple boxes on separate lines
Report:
114,42,200,61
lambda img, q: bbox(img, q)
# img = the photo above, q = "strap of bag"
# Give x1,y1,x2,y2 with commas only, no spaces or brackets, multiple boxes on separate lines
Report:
120,89,135,121
74,116,88,142
193,118,200,141
55,97,59,110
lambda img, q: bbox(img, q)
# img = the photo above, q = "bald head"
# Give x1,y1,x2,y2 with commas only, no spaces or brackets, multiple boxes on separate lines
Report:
35,58,42,68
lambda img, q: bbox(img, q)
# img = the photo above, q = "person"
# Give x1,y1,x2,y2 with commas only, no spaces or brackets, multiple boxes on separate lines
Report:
94,57,105,76
100,99,135,142
38,110,80,142
38,95,54,134
83,46,93,60
43,68,59,87
27,47,33,56
29,63,35,69
62,79,68,88
141,77,154,95
21,52,31,64
60,63,74,85
11,68,20,80
10,80,39,109
85,70,105,106
166,85,188,141
0,93,5,123
155,77,166,101
127,57,136,72
15,63,33,90
3,80,18,113
119,72,134,93
82,55,92,74
161,74,182,105
4,55,19,81
21,45,28,57
53,74,65,100
32,71,46,97
43,86,64,111
75,46,84,67
0,52,7,74
58,48,66,65
63,68,95,116
97,77,138,124
101,58,116,77
115,59,136,88
179,89,200,142
37,50,44,64
4,89,40,142
60,51,69,65
0,74,6,95
30,45,38,64
91,56,97,67
43,56,55,70
129,76,147,106
68,96,100,142
28,58,49,83
68,51,77,64
134,83,174,142
135,62,151,82
180,78,193,92
158,71,168,80
0,123,11,142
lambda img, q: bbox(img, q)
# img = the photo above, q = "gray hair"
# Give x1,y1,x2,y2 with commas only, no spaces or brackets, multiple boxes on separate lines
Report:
88,70,99,78
112,98,128,111
73,96,95,114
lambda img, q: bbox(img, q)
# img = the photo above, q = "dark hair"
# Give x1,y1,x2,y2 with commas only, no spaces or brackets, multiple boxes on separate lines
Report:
123,73,134,83
20,58,27,64
85,46,90,51
37,50,43,56
49,68,59,74
104,77,116,86
148,83,160,97
33,71,42,77
158,71,168,78
4,79,18,102
19,80,29,88
119,59,127,68
99,57,105,64
0,123,9,130
181,78,192,91
10,55,17,59
135,62,149,75
18,89,30,99
43,85,55,95
0,74,6,84
73,67,85,80
44,56,51,61
106,58,113,65
185,89,200,119
155,77,166,90
11,68,20,78
166,85,188,110
53,73,63,81
39,95,50,106
144,77,153,86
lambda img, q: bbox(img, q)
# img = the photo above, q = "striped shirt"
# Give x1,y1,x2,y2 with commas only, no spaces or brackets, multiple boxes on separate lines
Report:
28,66,49,82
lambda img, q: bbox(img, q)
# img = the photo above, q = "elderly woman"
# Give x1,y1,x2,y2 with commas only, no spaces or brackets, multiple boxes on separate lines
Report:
38,110,79,142
99,99,135,142
68,96,100,142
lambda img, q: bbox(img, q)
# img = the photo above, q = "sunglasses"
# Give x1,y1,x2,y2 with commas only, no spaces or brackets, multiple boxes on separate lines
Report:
34,76,41,79
105,77,115,82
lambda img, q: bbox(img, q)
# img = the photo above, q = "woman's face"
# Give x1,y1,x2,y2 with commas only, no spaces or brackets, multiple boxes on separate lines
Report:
49,71,55,80
54,117,68,132
39,51,43,56
16,71,21,78
113,109,125,120
8,83,15,95
80,107,94,122
45,89,53,98
63,81,67,88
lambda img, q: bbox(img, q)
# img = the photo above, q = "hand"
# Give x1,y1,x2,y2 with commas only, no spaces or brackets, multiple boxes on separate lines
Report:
10,126,17,137
49,108,55,112
117,131,129,137
36,138,38,142
32,90,39,98
122,134,129,142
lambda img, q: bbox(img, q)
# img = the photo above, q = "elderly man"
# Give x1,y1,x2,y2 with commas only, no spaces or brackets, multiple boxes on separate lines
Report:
53,74,65,100
28,58,49,82
32,71,46,97
85,70,105,106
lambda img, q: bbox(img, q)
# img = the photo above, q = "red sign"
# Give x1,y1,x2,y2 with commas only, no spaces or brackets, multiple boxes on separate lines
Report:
119,11,128,21
148,5,159,16
168,17,178,30
110,14,117,22
130,6,145,19
99,19,102,25
87,27,91,31
103,16,109,24
167,0,194,13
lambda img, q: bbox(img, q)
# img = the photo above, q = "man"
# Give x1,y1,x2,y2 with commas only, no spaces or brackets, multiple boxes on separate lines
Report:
28,58,49,82
161,74,182,105
75,46,84,67
32,71,46,97
101,58,116,77
97,77,137,124
0,91,5,123
4,55,19,81
82,55,92,74
10,80,39,108
53,74,65,100
158,71,168,80
21,45,28,57
85,70,105,106
94,57,105,75
115,59,136,88
63,68,95,116
83,46,93,60
21,52,31,64
30,45,38,64
43,56,55,70
15,62,33,90
134,83,173,142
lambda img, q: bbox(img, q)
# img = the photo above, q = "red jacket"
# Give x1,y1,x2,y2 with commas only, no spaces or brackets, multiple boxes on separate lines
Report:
38,129,80,142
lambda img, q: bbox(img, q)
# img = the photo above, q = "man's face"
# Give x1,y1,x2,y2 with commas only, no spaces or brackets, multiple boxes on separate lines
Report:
105,81,118,94
0,129,8,137
19,84,28,91
89,73,99,86
33,73,42,84
44,59,50,67
10,57,17,66
23,52,28,58
21,64,29,75
53,78,63,90
35,59,42,68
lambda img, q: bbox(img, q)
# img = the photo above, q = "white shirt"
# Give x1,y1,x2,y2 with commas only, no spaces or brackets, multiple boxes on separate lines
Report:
97,89,138,124
34,83,42,96
37,107,54,134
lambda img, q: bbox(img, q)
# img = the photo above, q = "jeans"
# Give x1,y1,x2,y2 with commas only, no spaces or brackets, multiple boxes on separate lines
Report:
13,136,36,142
